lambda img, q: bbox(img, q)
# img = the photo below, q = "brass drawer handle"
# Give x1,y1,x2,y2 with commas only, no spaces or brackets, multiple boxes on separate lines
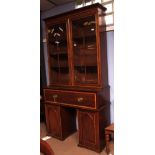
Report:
52,94,58,101
77,97,84,102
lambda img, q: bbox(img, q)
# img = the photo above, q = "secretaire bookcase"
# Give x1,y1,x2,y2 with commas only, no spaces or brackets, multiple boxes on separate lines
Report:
43,3,110,152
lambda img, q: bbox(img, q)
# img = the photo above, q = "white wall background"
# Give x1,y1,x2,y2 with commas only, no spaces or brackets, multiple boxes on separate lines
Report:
41,2,114,123
106,31,114,123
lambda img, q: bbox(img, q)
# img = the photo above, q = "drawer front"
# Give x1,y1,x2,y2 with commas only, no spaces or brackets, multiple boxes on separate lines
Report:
44,89,96,108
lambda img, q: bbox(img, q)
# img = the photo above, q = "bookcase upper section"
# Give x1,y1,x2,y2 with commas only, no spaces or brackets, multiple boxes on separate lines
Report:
44,3,108,90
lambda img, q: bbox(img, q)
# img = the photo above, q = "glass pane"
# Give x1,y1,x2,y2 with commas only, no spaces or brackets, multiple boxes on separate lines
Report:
72,16,98,84
104,3,113,14
105,14,113,25
48,22,69,84
101,0,112,3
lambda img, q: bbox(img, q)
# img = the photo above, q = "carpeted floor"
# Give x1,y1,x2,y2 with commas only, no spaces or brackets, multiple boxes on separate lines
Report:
40,123,114,155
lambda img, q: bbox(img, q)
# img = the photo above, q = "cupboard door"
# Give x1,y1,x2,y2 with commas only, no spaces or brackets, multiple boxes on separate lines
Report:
71,15,98,85
47,22,70,85
78,110,99,151
45,104,61,138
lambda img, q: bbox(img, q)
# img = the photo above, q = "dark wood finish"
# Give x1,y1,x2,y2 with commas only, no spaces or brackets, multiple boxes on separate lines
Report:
45,4,108,89
40,96,45,122
78,110,99,151
43,3,110,152
44,89,96,109
60,107,77,139
45,104,61,138
45,104,76,140
40,139,55,155
44,87,110,110
78,104,110,152
105,123,114,154
40,76,45,122
44,3,106,22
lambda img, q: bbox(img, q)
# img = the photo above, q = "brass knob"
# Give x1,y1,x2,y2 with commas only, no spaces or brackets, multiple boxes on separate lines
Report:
52,94,58,100
77,97,84,102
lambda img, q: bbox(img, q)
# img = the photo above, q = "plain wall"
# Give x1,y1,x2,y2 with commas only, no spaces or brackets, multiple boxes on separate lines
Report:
106,31,114,123
41,2,114,123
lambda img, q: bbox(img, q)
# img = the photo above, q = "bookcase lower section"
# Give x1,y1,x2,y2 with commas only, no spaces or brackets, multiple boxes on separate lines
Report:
45,104,76,140
45,103,110,152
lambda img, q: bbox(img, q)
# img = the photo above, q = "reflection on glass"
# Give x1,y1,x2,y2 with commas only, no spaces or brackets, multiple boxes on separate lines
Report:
105,14,113,25
48,23,69,84
72,16,98,84
104,3,113,14
101,0,111,3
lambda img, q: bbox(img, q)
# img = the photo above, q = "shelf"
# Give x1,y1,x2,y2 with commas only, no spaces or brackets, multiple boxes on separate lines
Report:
51,67,69,73
74,48,96,56
75,80,97,84
73,33,96,39
50,53,68,60
73,35,96,42
74,66,97,73
75,73,98,84
48,39,67,46
50,51,68,55
51,64,69,68
73,25,96,38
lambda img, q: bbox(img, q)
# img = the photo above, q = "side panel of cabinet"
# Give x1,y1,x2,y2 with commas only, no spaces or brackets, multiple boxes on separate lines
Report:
45,104,62,138
99,104,110,148
78,110,100,152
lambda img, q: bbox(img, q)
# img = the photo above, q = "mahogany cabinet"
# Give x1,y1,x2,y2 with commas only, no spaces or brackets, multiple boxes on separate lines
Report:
43,3,110,152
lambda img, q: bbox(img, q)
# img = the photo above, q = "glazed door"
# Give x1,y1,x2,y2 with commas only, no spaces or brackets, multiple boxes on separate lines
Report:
47,21,70,85
71,15,99,85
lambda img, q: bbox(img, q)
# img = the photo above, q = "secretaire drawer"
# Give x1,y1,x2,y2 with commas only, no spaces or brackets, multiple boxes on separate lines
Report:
44,89,96,108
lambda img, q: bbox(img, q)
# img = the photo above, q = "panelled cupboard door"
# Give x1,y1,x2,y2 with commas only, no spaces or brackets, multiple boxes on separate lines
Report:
78,110,100,151
45,104,61,138
47,21,71,85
